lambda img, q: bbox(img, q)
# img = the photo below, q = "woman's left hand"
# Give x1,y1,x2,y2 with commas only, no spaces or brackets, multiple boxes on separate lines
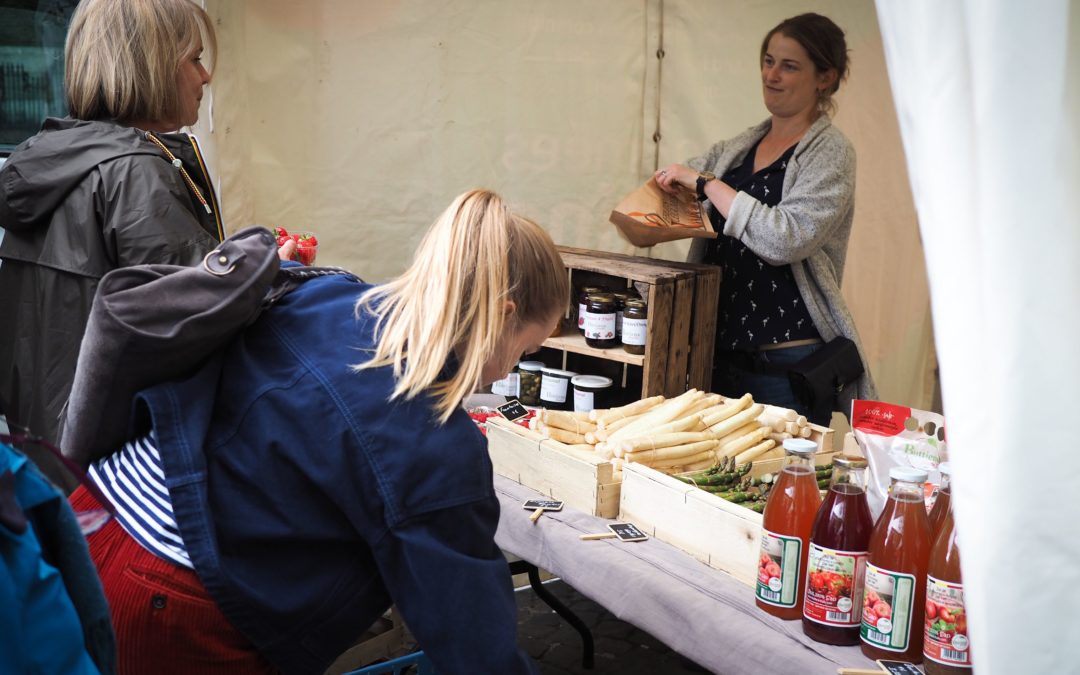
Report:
653,164,696,194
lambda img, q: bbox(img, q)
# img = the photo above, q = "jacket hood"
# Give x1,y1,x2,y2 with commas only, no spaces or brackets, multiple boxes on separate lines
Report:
0,118,163,232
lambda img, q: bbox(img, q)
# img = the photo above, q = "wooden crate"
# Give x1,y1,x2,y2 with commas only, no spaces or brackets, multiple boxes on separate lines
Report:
545,246,720,399
486,417,620,518
620,448,839,589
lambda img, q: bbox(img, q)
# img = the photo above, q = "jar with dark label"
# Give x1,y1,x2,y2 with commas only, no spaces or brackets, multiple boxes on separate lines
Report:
583,293,617,349
539,367,577,410
577,286,605,334
621,299,648,355
571,375,613,413
611,291,632,339
517,360,544,406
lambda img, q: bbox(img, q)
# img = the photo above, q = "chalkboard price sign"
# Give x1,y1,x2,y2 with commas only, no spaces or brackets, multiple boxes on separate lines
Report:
876,660,922,675
523,499,564,512
497,399,530,422
608,522,648,542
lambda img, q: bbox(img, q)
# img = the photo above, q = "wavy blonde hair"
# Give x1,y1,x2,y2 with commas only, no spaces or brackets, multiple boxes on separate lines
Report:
65,0,216,125
355,189,568,424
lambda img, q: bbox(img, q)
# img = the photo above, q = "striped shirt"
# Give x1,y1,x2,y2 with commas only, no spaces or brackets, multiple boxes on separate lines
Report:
88,432,192,569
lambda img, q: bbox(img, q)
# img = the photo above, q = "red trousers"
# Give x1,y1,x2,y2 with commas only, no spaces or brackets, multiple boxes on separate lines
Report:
70,486,279,675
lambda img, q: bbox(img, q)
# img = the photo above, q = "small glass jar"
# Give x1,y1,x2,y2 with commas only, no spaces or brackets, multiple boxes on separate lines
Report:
517,360,544,406
577,286,605,334
489,364,520,398
621,299,648,355
571,375,613,413
539,367,576,410
583,293,617,349
611,291,632,339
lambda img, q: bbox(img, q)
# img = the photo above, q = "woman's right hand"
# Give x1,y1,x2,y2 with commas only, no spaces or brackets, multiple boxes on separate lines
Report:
653,164,696,194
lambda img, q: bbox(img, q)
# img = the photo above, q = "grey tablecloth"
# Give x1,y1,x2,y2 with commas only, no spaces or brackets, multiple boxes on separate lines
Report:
494,475,884,675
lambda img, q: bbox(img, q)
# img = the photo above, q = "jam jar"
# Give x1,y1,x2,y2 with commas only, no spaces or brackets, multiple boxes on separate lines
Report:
517,360,544,406
621,299,648,355
539,367,577,410
577,286,605,334
611,290,632,339
583,293,617,349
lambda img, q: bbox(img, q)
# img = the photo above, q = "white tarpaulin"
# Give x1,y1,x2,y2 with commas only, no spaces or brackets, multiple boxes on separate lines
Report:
876,0,1080,671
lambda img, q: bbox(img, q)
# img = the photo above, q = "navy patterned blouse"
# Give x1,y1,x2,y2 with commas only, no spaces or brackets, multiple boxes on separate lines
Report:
706,140,820,351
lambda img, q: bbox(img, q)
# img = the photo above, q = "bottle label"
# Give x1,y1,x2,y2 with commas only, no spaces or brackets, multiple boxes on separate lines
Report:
924,576,971,667
622,317,647,346
578,302,587,329
860,563,917,652
540,375,568,403
756,530,802,608
573,388,595,412
803,544,868,627
583,310,616,340
491,373,519,397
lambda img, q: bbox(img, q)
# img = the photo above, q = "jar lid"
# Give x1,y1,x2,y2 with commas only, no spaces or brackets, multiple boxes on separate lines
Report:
889,466,929,483
833,454,868,469
587,293,615,303
937,461,952,476
611,290,632,300
540,367,576,378
517,360,545,372
782,438,817,456
624,299,647,310
571,375,613,389
580,285,605,293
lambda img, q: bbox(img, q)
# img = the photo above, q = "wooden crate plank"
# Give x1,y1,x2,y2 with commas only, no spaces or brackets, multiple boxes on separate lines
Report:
544,331,645,366
687,267,720,391
642,282,673,397
663,275,696,395
619,462,763,588
557,246,686,284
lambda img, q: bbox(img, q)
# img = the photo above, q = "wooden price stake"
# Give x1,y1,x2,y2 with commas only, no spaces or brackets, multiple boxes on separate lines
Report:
523,499,564,524
579,522,649,542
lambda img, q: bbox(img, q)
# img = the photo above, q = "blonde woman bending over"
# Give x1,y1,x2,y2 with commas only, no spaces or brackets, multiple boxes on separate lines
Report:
69,189,564,674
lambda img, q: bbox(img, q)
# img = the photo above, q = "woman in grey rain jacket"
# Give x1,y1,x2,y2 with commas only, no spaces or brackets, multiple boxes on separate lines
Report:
0,0,223,489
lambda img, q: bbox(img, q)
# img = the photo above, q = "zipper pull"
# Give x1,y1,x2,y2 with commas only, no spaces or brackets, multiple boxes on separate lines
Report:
203,203,212,214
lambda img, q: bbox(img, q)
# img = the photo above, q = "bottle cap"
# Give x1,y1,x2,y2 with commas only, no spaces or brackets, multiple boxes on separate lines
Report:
889,466,929,483
517,360,544,372
782,438,817,456
570,375,613,389
833,454,868,469
937,461,952,476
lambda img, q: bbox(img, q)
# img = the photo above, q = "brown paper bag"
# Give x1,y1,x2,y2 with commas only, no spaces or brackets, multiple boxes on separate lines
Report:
608,178,715,247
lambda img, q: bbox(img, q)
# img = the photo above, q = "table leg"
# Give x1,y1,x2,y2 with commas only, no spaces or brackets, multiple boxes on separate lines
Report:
508,559,595,669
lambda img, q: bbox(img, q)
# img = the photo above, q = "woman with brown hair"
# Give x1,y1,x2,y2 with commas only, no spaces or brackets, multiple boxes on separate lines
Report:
0,0,224,487
70,189,564,674
655,12,876,425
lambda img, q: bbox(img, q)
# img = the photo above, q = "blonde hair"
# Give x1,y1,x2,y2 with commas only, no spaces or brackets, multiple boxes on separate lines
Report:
355,189,568,424
65,0,217,125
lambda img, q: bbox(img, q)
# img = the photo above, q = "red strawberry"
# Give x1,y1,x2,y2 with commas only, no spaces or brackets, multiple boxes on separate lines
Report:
296,237,318,265
273,226,289,238
276,235,292,248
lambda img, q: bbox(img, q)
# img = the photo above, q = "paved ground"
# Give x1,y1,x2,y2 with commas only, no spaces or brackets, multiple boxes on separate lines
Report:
513,579,712,675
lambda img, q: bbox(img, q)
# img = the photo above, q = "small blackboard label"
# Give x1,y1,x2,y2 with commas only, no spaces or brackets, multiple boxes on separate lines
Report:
523,499,564,511
877,660,922,675
497,399,530,422
608,522,648,542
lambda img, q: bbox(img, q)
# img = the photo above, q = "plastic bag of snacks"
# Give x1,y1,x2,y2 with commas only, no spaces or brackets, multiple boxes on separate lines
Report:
850,400,947,519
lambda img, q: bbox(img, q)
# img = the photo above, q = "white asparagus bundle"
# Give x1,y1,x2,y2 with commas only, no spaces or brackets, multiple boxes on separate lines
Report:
679,456,719,473
755,445,786,462
650,448,717,470
624,439,718,465
684,393,723,417
594,443,616,460
708,403,764,438
606,389,704,442
537,423,589,446
784,421,800,435
718,426,769,460
592,396,664,426
769,431,793,444
608,415,708,458
795,415,808,427
734,438,776,465
593,412,644,441
715,422,760,448
799,426,812,439
701,393,753,428
616,431,716,456
539,409,597,435
758,406,797,425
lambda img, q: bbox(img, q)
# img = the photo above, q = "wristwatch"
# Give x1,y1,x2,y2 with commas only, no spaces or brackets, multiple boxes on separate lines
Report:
695,171,716,201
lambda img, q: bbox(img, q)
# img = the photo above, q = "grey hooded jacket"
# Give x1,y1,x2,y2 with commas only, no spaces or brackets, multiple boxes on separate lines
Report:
687,115,877,418
0,118,222,487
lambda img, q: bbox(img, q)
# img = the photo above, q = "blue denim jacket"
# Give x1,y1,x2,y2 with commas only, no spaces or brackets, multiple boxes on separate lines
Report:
138,272,536,675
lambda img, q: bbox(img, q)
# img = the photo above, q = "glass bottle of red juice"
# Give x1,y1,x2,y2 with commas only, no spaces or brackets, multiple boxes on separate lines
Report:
755,438,821,619
927,461,953,537
924,465,973,673
803,455,874,645
861,466,933,663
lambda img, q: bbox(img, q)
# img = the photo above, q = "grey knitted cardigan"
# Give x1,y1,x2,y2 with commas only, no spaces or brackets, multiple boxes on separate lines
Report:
686,115,877,418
